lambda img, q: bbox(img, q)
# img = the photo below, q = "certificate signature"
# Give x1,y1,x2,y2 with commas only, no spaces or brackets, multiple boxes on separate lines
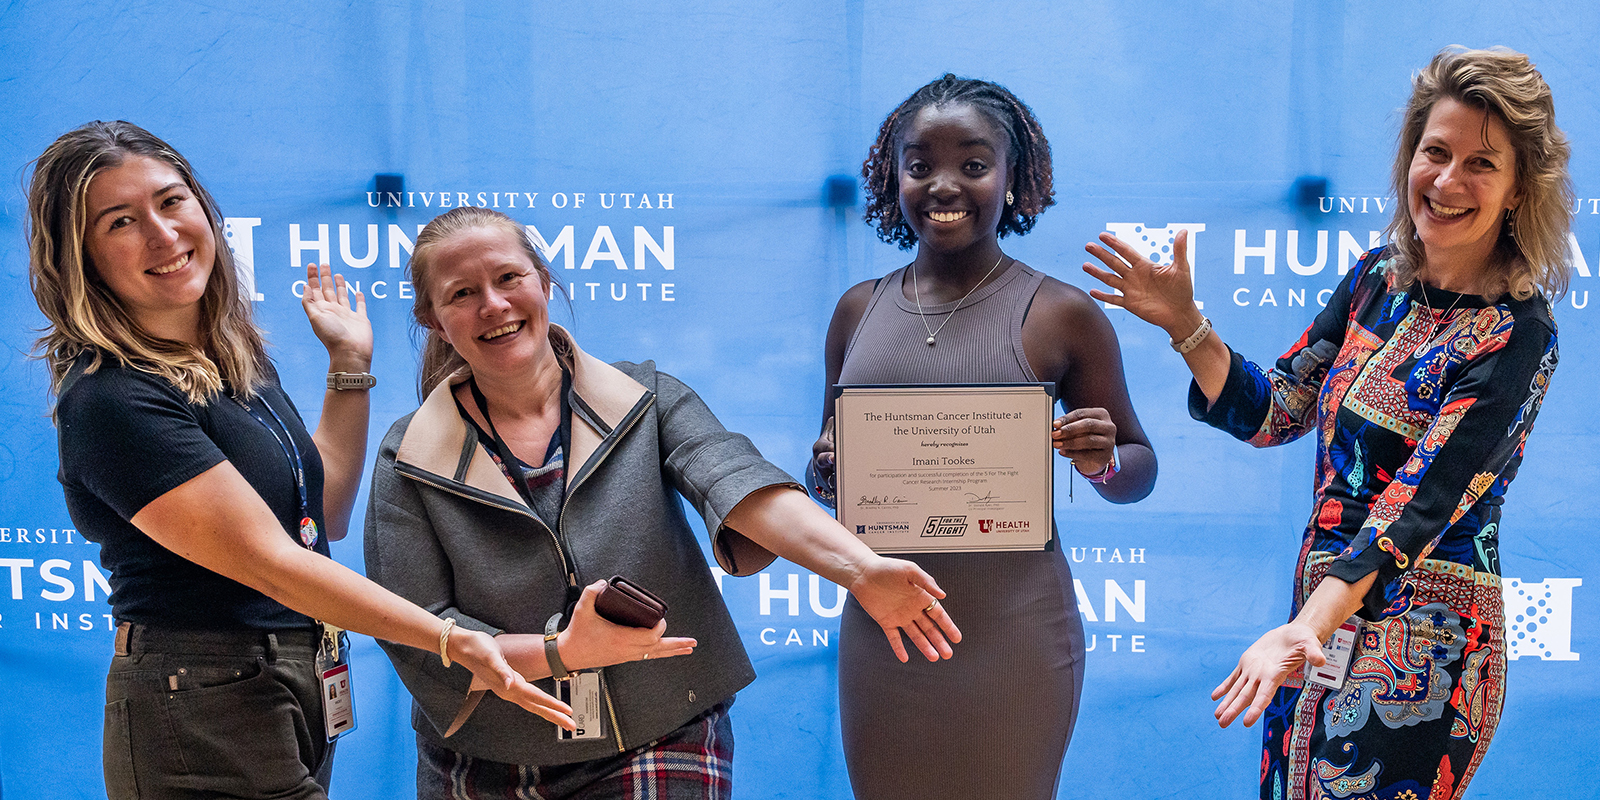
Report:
855,495,909,507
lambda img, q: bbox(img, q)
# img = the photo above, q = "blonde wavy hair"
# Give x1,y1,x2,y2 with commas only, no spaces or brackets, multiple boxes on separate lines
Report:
408,207,557,399
28,121,267,404
1386,46,1574,301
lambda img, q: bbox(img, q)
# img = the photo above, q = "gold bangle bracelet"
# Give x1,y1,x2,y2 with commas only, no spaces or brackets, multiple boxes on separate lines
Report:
438,617,456,668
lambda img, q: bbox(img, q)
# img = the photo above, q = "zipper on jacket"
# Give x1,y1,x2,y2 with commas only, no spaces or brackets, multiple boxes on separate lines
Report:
394,463,577,590
598,668,625,752
553,391,655,595
400,386,657,755
556,391,653,754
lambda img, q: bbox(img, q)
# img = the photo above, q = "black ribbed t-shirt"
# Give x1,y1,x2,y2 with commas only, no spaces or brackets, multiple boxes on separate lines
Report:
56,354,328,630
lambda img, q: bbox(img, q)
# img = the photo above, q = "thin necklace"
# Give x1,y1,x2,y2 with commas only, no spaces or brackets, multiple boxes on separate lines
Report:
1416,278,1465,342
911,254,1008,347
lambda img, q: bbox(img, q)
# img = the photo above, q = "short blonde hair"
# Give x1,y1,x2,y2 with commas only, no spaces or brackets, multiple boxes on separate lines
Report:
28,121,267,404
1386,46,1574,301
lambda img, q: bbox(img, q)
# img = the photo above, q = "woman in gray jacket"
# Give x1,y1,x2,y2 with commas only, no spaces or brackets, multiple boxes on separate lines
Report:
366,206,961,799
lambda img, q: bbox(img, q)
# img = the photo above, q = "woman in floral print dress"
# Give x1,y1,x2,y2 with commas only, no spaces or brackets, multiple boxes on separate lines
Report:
1084,46,1572,799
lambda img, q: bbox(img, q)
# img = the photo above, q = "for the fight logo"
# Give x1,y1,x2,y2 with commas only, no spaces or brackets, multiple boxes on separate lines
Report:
921,516,967,537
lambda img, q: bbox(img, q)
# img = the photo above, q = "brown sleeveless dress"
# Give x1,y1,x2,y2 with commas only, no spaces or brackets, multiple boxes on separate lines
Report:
836,262,1087,800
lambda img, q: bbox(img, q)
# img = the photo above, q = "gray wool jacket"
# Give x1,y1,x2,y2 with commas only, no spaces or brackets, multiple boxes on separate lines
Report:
365,327,796,766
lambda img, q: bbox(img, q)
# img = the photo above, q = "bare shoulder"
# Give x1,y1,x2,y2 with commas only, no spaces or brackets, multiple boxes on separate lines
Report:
831,278,879,325
1028,274,1113,336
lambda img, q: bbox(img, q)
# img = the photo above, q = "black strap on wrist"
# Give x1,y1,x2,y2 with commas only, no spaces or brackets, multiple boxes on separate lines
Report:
544,613,570,681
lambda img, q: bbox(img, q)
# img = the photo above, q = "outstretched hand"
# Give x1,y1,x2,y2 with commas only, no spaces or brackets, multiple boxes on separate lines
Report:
1083,230,1203,338
300,262,373,369
558,580,698,670
849,557,962,663
447,626,577,730
1210,621,1326,728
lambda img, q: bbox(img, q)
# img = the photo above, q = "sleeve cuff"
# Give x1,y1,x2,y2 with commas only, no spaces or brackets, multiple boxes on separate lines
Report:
1324,552,1391,619
1188,349,1273,443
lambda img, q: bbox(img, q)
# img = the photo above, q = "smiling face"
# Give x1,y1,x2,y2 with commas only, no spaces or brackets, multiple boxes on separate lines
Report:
896,103,1012,255
424,225,554,381
1407,96,1522,274
83,155,216,341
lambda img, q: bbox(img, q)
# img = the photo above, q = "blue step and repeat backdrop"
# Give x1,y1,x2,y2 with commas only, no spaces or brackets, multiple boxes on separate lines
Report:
1,2,1596,798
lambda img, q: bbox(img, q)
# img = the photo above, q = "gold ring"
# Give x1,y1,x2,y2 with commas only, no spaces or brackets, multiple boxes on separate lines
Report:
642,652,650,661
923,599,939,614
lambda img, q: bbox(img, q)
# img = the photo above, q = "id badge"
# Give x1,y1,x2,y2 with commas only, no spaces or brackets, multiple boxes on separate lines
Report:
555,672,604,741
1305,616,1362,690
316,625,357,741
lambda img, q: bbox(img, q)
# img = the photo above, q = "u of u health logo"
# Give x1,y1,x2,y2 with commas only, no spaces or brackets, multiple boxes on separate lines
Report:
977,519,1030,533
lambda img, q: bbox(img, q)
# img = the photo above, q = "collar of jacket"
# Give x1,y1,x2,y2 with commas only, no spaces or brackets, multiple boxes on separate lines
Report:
394,324,654,505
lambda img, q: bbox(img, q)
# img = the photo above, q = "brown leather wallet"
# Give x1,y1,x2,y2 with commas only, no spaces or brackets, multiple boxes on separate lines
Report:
593,576,667,628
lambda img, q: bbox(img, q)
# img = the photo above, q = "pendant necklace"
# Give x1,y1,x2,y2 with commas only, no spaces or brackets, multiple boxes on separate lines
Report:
1416,278,1465,343
912,253,1008,346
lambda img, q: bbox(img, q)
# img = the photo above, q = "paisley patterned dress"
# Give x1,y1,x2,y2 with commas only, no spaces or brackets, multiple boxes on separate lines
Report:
1192,248,1558,800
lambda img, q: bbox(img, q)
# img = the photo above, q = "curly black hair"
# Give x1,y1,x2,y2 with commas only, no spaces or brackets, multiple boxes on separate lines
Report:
862,74,1055,250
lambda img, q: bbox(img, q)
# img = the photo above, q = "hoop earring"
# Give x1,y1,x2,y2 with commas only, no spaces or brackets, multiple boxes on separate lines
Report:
1005,190,1014,206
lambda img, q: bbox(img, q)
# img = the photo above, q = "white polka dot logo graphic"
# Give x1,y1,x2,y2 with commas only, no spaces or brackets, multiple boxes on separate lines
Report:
224,217,264,302
1104,223,1207,310
1503,578,1582,661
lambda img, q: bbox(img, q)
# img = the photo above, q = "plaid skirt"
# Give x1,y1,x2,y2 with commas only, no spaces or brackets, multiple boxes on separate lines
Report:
418,701,733,800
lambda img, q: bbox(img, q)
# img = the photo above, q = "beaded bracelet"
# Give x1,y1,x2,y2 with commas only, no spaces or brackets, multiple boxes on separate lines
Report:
1074,447,1120,485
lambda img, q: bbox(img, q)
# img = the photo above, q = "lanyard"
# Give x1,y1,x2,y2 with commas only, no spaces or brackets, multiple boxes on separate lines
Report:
467,377,540,509
465,377,582,605
230,393,319,549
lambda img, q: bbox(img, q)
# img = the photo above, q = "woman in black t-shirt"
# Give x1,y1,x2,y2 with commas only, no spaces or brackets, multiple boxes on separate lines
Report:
27,121,576,800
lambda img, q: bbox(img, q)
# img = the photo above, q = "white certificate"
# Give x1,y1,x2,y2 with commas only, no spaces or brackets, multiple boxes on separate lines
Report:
834,384,1054,553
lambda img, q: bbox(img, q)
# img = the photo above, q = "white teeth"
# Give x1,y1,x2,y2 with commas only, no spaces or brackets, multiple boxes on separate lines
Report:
1427,198,1470,218
928,210,969,223
148,253,190,275
481,322,523,340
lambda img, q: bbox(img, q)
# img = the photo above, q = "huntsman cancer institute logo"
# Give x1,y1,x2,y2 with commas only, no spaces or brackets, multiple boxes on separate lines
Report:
1504,577,1582,661
1104,223,1207,309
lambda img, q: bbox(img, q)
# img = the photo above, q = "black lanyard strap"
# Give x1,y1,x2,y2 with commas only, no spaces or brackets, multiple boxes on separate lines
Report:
230,393,318,549
463,377,582,609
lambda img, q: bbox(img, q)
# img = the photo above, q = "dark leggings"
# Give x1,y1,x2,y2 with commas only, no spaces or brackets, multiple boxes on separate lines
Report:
103,623,333,800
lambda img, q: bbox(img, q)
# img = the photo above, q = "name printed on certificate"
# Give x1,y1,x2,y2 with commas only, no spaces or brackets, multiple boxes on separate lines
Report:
834,384,1054,553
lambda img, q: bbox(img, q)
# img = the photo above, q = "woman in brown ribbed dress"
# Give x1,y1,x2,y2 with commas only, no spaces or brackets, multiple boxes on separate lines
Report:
807,75,1158,800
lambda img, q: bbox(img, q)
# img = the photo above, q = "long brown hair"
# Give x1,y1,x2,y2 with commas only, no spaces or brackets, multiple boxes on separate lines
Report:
1386,46,1573,300
28,121,267,404
408,207,555,399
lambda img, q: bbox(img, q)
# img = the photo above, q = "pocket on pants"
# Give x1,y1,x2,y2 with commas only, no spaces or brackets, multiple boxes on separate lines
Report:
162,666,317,798
103,698,140,800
